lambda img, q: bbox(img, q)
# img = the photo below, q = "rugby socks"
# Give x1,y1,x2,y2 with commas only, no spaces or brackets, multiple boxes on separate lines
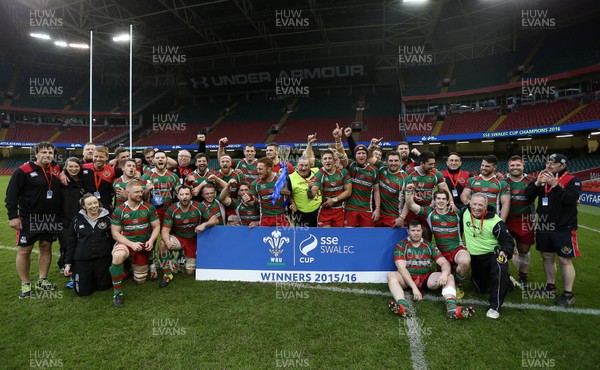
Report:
109,264,125,296
159,252,172,276
518,272,528,281
445,297,457,312
396,298,409,307
546,283,556,291
563,290,573,297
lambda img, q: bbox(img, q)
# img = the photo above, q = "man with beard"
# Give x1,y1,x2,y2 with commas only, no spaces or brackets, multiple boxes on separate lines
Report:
112,147,130,169
287,156,321,227
81,146,122,213
113,159,138,209
218,180,261,227
442,152,471,207
215,155,244,201
141,151,180,223
525,154,582,307
110,181,160,307
81,142,96,165
404,151,452,240
310,149,352,228
158,186,205,287
462,193,514,319
460,154,510,222
374,151,408,228
405,184,470,298
505,156,535,289
250,157,291,227
387,220,474,319
6,141,63,298
396,141,420,172
336,132,380,227
190,153,215,201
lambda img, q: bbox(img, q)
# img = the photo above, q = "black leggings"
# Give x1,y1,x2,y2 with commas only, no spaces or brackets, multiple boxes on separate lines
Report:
73,256,112,296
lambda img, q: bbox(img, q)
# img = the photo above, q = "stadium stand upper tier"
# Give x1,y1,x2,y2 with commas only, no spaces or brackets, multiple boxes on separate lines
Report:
439,110,499,135
495,99,579,131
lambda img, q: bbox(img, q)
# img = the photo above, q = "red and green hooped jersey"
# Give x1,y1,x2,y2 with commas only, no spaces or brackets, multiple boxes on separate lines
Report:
113,176,135,208
346,160,378,212
111,201,158,243
141,169,179,206
406,168,444,206
394,237,443,276
313,167,350,209
199,200,225,225
235,159,259,182
231,198,260,225
216,170,244,199
465,174,509,211
163,201,202,239
378,167,407,217
250,176,286,216
417,206,462,252
506,174,535,221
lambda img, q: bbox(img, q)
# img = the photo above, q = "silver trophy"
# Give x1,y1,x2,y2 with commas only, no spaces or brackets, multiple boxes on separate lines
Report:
279,145,291,166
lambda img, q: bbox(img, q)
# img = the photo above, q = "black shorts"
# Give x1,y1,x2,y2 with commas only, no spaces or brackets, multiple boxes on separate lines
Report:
536,230,580,258
16,215,60,247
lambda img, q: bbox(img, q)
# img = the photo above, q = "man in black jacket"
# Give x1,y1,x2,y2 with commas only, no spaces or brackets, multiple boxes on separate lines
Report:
462,192,514,319
6,142,64,298
525,153,582,307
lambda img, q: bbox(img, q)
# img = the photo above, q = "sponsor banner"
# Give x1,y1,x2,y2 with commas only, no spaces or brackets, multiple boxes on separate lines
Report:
580,191,600,207
196,227,407,283
188,58,373,93
407,120,600,143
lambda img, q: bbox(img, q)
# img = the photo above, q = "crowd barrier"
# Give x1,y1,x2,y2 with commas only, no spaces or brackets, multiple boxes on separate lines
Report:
196,227,408,283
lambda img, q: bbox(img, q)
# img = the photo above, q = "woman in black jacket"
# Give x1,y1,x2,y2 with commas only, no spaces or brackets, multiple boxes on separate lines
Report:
63,193,114,296
58,157,84,273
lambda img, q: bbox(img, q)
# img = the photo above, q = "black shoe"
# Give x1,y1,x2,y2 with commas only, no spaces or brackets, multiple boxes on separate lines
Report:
159,274,173,288
556,293,575,307
112,293,124,307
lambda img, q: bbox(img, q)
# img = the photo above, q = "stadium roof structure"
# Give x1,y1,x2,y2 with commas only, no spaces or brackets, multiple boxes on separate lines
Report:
1,0,599,80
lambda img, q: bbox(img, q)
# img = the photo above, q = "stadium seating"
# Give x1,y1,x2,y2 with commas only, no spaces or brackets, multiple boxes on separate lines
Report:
4,123,58,142
275,118,345,143
135,123,209,146
208,120,273,144
564,100,600,124
0,158,27,175
496,100,578,131
439,110,498,135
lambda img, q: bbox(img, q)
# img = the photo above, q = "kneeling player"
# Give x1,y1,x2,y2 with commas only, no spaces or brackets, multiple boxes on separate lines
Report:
110,181,160,307
158,186,203,288
387,220,474,319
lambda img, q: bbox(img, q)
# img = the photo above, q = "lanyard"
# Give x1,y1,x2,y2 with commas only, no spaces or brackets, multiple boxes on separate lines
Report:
94,169,103,192
470,209,487,237
40,166,53,191
448,171,460,189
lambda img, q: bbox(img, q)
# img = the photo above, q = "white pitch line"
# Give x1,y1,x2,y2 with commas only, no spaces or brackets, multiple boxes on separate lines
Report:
0,245,61,257
404,306,428,370
579,224,600,233
296,284,600,316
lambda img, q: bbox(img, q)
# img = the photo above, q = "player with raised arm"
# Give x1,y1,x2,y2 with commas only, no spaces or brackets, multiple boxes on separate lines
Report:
310,149,352,227
405,183,470,298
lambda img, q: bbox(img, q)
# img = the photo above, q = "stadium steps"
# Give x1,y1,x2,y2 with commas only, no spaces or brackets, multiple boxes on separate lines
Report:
47,130,63,143
431,119,444,136
510,35,546,84
92,131,107,143
64,81,89,111
440,63,454,94
554,104,587,126
354,95,366,122
3,65,20,107
0,128,7,141
487,115,507,132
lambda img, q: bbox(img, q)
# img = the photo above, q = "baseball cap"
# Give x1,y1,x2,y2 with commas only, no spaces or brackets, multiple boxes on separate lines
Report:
354,144,368,155
548,153,567,165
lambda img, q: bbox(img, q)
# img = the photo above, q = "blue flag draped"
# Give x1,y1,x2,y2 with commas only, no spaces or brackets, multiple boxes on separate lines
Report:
272,161,289,206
